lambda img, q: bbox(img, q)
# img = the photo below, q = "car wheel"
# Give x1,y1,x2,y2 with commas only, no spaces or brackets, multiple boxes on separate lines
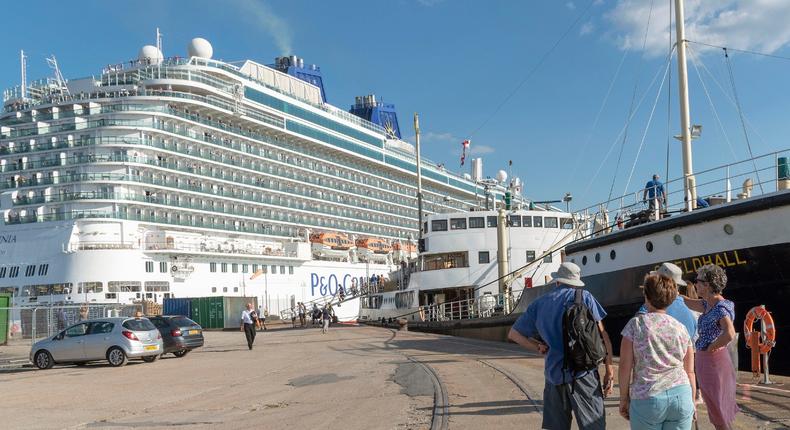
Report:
106,347,128,367
142,354,160,363
173,349,189,358
34,350,54,369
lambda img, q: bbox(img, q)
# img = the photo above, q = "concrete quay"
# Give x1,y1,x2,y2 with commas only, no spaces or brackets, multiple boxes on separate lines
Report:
1,324,788,429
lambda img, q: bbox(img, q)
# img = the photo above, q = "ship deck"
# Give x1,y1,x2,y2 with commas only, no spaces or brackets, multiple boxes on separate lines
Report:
1,324,788,429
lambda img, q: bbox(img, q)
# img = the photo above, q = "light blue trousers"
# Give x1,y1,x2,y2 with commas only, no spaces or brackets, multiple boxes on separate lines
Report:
629,384,694,430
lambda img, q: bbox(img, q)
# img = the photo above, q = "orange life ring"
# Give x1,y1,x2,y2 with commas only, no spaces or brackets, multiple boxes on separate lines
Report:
744,305,776,354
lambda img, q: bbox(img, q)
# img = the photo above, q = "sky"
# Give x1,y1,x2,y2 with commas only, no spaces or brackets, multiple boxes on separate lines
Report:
3,0,790,210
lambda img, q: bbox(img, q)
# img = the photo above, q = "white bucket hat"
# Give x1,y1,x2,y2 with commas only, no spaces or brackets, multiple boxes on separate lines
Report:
550,262,585,287
650,262,687,286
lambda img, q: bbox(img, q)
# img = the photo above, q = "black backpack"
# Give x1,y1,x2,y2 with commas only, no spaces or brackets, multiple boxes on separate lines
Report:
562,289,606,375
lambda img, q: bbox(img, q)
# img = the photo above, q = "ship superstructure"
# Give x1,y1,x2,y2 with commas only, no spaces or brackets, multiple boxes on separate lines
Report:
0,37,518,319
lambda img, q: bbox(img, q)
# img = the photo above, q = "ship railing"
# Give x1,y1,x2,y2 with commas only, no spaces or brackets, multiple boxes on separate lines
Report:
143,241,295,258
0,303,143,349
417,292,510,323
577,148,790,230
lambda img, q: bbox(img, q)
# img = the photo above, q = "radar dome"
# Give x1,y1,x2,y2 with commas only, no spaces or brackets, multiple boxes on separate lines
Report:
496,170,508,183
138,45,163,65
463,173,472,180
187,38,213,59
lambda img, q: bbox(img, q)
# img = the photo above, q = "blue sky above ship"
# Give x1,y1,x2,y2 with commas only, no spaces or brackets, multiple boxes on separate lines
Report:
3,0,790,209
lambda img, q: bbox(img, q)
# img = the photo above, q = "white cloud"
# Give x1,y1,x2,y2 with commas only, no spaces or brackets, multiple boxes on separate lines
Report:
416,0,445,6
566,2,577,10
606,0,790,57
236,0,293,55
580,21,595,36
422,131,457,143
473,144,496,154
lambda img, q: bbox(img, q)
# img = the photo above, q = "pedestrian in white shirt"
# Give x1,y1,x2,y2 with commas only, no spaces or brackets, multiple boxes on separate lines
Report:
240,303,257,350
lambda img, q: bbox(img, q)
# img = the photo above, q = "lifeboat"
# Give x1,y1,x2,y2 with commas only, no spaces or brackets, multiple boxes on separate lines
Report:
392,240,418,263
310,232,354,261
355,237,392,263
355,237,393,254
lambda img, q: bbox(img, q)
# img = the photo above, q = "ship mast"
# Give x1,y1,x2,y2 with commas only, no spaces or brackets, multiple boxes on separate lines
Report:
20,50,27,99
414,113,424,239
674,0,697,210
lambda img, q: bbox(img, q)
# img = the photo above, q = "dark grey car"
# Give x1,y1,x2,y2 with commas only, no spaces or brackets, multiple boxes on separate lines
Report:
147,316,204,357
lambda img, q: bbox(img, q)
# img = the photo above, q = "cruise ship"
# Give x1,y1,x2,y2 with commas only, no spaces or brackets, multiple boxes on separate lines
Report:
0,36,519,321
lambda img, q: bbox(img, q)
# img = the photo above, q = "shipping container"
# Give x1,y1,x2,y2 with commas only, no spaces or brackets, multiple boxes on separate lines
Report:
162,298,192,318
186,297,258,329
0,293,10,345
223,297,258,330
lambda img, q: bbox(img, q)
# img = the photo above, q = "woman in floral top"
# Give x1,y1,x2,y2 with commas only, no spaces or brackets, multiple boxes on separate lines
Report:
619,274,696,429
684,264,739,430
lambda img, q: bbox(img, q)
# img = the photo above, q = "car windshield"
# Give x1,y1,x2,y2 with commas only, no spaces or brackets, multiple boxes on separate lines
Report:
122,319,156,331
172,317,198,328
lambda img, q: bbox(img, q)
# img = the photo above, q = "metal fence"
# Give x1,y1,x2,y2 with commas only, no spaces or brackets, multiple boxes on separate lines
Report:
1,304,142,347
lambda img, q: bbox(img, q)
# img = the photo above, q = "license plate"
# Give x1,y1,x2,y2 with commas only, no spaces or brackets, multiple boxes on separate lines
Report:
189,330,200,335
144,345,158,351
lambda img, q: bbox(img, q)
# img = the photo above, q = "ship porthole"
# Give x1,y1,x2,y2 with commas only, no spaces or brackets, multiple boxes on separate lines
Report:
646,241,654,252
610,250,616,260
595,253,601,263
723,224,734,235
582,256,587,265
673,234,682,245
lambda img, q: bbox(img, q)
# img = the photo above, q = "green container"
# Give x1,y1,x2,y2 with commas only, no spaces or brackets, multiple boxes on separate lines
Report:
778,157,789,180
0,293,10,345
208,297,224,329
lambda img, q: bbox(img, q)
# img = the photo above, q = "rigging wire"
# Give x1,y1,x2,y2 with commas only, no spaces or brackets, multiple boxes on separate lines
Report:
622,55,673,195
567,48,630,189
723,48,764,193
686,40,790,63
464,0,597,139
606,0,657,207
690,49,772,151
686,46,739,161
582,51,672,197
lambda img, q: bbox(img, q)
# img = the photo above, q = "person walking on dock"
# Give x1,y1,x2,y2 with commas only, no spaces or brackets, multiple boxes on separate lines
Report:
619,274,696,429
507,262,614,430
240,302,257,350
321,306,331,334
683,265,739,430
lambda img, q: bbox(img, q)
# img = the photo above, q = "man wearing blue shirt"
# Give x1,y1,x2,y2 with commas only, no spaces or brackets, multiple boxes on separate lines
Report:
508,262,614,430
637,262,697,339
643,174,667,211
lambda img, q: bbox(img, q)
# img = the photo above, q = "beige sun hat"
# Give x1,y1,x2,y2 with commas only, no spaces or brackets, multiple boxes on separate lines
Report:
550,262,585,287
650,262,687,286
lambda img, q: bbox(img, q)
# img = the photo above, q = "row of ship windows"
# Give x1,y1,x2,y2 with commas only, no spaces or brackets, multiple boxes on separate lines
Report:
428,215,573,233
0,103,470,211
144,261,296,275
421,250,553,271
5,281,171,297
208,262,294,275
0,264,49,279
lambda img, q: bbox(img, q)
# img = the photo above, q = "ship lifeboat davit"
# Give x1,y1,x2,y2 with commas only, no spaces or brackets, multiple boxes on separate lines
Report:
310,232,354,261
356,237,392,263
392,241,418,262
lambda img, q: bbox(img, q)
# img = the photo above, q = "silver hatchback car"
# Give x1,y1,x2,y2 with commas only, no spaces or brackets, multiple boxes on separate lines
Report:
30,317,164,369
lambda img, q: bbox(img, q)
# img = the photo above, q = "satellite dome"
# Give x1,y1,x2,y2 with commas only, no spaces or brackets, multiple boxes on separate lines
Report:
138,45,163,65
187,38,213,59
496,170,508,183
463,173,472,180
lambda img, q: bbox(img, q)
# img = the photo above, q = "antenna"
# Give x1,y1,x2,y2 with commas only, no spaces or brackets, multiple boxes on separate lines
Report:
20,50,27,99
156,27,163,54
46,55,70,96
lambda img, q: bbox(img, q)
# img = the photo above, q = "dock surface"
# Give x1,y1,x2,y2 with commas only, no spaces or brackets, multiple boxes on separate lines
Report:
1,324,788,429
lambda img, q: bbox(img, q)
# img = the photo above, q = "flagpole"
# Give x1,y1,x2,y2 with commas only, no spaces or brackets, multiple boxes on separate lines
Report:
414,113,424,241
